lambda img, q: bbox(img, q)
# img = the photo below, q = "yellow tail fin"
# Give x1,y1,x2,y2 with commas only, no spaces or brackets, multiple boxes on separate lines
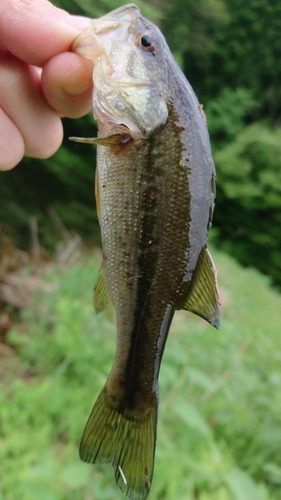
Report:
79,387,158,500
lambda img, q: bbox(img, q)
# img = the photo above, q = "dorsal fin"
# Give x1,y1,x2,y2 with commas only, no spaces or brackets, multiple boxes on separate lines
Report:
180,246,221,328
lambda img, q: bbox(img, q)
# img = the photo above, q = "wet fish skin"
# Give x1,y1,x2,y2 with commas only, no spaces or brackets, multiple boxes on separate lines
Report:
71,4,220,500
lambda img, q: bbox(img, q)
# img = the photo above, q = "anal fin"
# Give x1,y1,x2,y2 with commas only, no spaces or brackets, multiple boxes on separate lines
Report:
180,246,220,328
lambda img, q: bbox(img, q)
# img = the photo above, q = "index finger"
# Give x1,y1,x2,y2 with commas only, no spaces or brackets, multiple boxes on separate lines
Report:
0,0,90,67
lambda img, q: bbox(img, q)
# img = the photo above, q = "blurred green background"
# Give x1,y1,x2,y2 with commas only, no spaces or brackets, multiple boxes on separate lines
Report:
1,0,281,499
1,250,281,500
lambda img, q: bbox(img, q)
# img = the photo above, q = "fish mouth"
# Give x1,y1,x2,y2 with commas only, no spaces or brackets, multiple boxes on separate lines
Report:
71,5,141,61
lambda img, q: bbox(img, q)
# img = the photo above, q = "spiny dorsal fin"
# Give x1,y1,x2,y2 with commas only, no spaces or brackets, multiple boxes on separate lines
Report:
93,262,113,314
181,246,220,328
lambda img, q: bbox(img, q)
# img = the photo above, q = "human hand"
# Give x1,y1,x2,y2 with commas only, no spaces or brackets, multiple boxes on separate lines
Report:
0,0,93,171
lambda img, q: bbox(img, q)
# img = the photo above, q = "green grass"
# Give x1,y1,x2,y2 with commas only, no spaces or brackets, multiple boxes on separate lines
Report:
1,248,281,500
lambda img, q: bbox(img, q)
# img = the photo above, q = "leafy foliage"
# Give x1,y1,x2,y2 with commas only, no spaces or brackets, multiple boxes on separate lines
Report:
183,0,281,122
161,0,229,67
205,87,259,148
1,249,281,499
213,122,281,286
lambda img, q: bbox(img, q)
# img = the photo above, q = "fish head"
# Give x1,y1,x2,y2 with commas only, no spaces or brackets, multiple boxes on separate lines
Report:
71,4,170,138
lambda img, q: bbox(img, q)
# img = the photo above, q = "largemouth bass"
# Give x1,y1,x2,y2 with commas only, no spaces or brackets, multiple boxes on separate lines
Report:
71,4,220,499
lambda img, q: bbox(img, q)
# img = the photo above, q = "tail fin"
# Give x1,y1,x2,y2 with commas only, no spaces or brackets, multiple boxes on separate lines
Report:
79,387,158,500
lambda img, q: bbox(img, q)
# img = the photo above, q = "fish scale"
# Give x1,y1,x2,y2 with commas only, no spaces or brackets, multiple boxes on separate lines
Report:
70,4,220,499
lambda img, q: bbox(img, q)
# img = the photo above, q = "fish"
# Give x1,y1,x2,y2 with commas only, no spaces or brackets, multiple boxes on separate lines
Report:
70,4,220,500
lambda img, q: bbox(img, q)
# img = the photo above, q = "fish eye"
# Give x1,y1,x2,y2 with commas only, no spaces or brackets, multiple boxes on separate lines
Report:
137,33,156,53
141,34,153,48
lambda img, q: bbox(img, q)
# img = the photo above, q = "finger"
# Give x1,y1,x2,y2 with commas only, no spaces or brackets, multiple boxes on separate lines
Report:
42,52,93,118
0,0,90,66
0,108,25,170
0,52,63,159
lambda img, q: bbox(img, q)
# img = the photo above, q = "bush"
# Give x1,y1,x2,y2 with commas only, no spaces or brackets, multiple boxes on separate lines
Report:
213,122,281,287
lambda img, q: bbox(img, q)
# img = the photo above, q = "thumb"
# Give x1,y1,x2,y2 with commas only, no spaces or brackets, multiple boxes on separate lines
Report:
0,0,90,67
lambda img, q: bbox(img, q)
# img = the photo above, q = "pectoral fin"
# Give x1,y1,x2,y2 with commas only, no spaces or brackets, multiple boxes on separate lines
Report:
181,246,221,328
93,262,113,314
69,134,131,151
